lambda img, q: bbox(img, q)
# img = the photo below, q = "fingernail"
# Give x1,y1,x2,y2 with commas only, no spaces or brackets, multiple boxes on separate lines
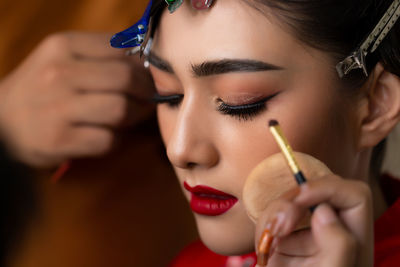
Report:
257,228,274,267
257,253,268,267
316,204,337,225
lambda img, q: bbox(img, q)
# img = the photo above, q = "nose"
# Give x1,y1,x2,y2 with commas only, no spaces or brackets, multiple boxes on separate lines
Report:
166,98,219,170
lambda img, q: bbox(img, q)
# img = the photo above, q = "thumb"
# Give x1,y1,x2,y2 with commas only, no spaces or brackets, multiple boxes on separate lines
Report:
311,204,357,267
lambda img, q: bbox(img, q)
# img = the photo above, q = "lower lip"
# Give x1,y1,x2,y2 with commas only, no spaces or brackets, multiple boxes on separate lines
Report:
184,182,238,216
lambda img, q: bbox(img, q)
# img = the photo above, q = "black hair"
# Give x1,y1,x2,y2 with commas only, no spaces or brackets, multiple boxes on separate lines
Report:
245,0,400,178
150,0,400,87
246,0,400,86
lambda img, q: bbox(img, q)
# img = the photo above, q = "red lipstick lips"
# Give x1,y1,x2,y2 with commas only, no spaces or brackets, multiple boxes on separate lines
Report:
184,182,238,216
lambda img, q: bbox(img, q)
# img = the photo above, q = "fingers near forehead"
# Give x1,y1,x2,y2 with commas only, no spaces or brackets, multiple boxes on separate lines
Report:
68,59,133,92
65,32,128,59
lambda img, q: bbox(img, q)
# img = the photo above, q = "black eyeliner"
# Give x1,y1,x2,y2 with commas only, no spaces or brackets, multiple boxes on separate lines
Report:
218,100,267,120
217,92,279,121
152,93,183,107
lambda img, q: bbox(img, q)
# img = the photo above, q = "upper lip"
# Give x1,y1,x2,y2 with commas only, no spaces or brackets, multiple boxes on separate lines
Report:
183,182,237,199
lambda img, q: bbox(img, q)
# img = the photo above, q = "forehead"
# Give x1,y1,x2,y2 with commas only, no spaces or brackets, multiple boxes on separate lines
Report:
152,0,310,67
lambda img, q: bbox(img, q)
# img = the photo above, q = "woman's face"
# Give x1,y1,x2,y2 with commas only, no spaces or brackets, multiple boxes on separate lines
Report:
149,0,362,255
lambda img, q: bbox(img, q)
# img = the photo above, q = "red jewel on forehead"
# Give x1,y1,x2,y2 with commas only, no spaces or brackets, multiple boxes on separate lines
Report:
191,0,214,10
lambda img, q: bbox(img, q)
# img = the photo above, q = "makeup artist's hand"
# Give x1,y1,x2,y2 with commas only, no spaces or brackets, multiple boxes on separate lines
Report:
255,175,374,267
0,32,155,167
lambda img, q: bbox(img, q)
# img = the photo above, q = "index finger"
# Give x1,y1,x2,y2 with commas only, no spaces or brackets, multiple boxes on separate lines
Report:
294,175,373,244
55,32,128,59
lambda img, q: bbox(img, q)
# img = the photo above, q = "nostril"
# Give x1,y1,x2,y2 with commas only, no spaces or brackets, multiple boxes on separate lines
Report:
166,133,219,169
187,162,196,168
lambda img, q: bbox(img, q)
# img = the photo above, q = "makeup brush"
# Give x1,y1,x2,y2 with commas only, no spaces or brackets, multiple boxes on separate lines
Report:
268,119,316,212
268,120,308,185
256,119,314,267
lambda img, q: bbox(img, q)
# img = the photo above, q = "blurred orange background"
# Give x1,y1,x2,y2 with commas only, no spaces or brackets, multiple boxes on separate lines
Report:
1,0,145,76
0,1,197,266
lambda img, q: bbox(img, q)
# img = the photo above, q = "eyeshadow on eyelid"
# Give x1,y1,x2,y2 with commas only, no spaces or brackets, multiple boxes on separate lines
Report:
220,93,267,105
151,73,181,92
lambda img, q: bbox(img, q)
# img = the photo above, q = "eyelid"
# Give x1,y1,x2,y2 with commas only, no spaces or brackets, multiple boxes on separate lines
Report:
217,92,280,121
217,99,266,114
149,66,182,98
152,93,182,101
218,92,280,107
152,93,183,107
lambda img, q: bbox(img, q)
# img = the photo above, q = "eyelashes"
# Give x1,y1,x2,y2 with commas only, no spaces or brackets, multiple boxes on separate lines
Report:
152,92,279,121
152,94,183,107
217,98,267,121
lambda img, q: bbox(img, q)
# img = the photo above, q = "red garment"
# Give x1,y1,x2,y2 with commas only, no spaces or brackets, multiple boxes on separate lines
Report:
168,241,256,267
374,174,400,267
375,198,400,267
170,175,400,267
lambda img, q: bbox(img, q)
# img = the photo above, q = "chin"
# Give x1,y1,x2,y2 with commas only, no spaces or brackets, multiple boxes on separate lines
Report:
193,206,255,256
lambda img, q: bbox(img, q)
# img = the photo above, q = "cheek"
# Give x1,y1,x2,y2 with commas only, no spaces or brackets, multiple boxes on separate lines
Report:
212,91,356,200
280,92,357,176
212,115,286,197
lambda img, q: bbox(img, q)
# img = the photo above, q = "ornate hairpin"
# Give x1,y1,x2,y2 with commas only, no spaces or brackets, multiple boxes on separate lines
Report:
110,0,215,55
191,0,214,10
166,0,184,13
336,0,400,78
110,0,153,55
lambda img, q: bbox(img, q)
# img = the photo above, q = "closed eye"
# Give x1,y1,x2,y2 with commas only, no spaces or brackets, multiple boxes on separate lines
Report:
152,93,183,108
217,92,279,121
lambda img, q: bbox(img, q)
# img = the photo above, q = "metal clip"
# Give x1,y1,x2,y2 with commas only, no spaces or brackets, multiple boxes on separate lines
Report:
336,49,368,78
110,0,153,49
336,0,400,78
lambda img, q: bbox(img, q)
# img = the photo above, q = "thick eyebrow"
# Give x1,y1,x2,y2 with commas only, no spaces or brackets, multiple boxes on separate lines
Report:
147,52,174,73
191,59,283,77
147,51,283,76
